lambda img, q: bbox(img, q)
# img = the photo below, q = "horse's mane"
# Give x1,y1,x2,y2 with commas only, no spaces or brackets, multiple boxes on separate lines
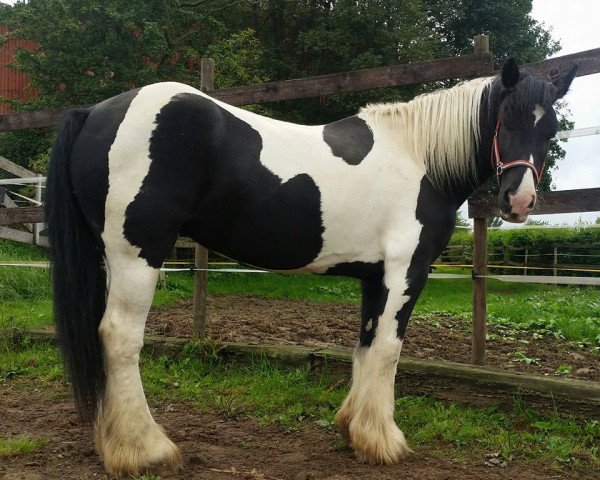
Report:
360,77,494,185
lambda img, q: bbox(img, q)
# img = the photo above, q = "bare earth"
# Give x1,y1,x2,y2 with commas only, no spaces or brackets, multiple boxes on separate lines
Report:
2,294,599,479
1,380,588,480
145,295,600,382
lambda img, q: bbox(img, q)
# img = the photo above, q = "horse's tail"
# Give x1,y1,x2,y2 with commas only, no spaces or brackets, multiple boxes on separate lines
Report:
46,108,107,423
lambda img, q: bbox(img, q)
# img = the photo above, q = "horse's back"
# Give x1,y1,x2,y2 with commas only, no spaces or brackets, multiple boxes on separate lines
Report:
68,82,325,269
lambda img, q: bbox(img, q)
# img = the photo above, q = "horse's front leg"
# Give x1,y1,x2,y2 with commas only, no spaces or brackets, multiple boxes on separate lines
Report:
335,260,427,464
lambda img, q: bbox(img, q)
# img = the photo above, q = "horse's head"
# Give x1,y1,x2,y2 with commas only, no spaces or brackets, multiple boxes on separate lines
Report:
493,58,577,223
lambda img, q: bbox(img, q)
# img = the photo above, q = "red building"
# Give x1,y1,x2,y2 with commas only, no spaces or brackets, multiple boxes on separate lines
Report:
0,26,36,114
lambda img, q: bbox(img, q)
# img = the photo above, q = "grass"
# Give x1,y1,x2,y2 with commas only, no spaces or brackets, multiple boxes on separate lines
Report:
1,340,599,470
1,238,599,345
0,436,47,457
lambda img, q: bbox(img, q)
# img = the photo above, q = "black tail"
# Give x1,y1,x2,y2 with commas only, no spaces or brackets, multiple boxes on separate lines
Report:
46,108,107,423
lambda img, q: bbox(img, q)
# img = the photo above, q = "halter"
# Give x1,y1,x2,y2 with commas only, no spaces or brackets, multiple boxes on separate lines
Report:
491,120,544,184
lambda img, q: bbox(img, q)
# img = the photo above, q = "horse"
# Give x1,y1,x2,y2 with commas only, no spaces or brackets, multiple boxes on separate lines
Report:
45,57,577,475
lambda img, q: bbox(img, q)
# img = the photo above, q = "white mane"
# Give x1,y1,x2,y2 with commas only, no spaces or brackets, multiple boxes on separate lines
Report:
360,77,494,185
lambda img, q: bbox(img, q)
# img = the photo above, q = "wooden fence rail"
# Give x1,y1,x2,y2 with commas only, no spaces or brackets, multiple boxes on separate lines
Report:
468,187,600,218
0,45,597,132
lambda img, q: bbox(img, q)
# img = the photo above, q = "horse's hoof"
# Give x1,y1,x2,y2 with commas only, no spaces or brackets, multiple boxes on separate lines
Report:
349,416,412,464
96,421,182,476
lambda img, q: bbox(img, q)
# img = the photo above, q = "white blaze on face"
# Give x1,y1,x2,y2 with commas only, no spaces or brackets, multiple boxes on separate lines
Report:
533,104,545,126
509,154,537,216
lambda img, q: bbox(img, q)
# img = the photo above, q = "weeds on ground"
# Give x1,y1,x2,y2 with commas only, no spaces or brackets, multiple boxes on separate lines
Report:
1,341,599,469
0,436,47,457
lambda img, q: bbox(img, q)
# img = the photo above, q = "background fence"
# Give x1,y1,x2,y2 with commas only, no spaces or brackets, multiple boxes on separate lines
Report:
1,35,599,367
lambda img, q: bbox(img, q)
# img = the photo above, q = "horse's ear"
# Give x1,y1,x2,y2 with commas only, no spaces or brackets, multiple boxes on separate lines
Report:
501,57,520,90
552,64,578,99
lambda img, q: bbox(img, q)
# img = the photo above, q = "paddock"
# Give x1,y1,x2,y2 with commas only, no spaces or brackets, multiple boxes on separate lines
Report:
1,35,600,478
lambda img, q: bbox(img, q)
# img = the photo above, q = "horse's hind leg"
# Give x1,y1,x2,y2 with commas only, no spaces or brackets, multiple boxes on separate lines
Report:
95,251,181,476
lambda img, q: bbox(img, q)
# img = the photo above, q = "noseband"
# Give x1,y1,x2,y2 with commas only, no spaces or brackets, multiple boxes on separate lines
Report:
491,120,544,184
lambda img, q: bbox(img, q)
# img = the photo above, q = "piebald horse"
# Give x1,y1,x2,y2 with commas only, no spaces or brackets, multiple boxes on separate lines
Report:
46,58,576,475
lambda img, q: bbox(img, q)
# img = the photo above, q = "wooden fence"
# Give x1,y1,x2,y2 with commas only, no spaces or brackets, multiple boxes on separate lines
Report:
0,155,46,246
468,189,600,365
1,35,600,367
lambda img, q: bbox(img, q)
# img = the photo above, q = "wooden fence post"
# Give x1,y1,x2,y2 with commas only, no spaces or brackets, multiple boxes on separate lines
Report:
472,218,488,365
473,35,489,56
192,58,215,338
470,35,491,366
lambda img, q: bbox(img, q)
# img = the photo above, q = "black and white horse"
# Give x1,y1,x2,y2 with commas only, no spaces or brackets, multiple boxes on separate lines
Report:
45,58,576,475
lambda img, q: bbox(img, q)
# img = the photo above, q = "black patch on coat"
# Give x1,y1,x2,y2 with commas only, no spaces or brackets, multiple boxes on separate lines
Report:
395,178,456,339
325,261,386,347
359,277,388,347
123,92,324,269
322,116,374,165
69,89,140,241
324,260,384,280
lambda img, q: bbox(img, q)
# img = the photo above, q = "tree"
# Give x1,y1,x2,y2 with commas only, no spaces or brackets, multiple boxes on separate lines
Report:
0,0,266,170
6,0,227,106
423,0,560,66
0,0,563,175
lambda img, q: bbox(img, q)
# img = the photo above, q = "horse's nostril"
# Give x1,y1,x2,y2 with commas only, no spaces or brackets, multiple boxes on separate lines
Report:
528,197,536,209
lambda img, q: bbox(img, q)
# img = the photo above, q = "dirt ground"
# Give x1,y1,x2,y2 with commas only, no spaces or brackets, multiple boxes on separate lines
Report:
3,294,599,479
145,295,600,382
1,379,589,480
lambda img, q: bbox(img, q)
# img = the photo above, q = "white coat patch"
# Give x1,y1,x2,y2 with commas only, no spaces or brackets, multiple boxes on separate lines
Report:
533,104,545,126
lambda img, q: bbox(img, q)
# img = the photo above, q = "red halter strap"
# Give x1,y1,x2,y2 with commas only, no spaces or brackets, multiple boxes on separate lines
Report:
491,120,544,183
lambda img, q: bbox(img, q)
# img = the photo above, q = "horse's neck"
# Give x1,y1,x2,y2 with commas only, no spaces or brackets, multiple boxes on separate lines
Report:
432,123,497,208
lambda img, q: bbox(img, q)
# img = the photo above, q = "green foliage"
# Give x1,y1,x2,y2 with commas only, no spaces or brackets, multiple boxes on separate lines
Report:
0,436,47,457
205,28,268,89
0,130,53,172
0,0,564,176
424,0,561,66
449,226,600,274
7,0,226,106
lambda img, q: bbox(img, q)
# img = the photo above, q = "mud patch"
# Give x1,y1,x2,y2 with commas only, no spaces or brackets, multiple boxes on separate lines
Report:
146,295,600,381
1,380,588,480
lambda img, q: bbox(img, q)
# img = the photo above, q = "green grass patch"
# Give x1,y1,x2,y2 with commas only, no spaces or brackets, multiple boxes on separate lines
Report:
2,237,600,345
0,340,62,381
0,436,47,457
0,239,52,329
1,341,599,469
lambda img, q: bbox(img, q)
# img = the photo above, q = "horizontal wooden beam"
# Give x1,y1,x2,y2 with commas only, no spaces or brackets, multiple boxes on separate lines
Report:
1,47,599,132
0,226,47,246
468,187,600,218
0,205,44,226
24,329,600,416
212,53,494,106
525,47,600,78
